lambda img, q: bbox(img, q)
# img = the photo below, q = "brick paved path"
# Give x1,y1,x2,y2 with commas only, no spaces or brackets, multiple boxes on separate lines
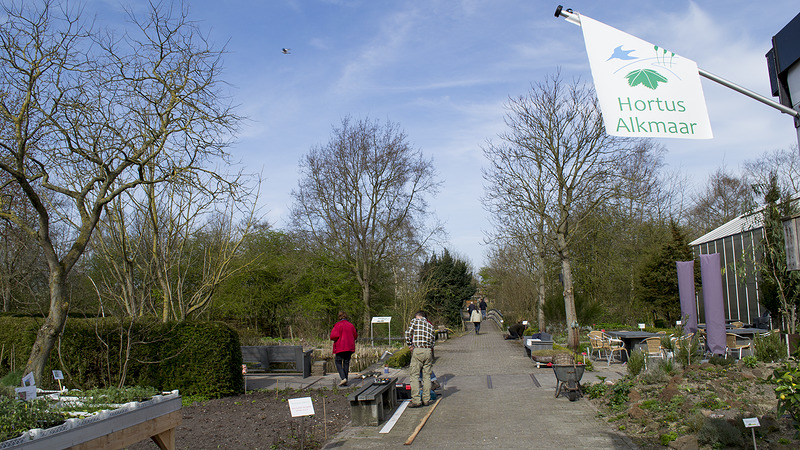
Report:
325,323,637,449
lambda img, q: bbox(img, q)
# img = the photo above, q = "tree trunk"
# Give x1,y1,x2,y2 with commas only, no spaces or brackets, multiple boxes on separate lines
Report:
25,268,69,383
556,231,579,350
361,281,371,336
537,269,546,332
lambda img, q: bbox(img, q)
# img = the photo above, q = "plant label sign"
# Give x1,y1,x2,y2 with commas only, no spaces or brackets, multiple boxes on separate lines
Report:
52,370,64,380
742,417,760,428
579,14,712,139
21,372,35,387
288,397,315,417
15,386,37,401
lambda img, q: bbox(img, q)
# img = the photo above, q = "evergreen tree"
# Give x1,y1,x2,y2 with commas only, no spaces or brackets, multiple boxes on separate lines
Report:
638,221,696,324
758,174,800,333
419,249,477,327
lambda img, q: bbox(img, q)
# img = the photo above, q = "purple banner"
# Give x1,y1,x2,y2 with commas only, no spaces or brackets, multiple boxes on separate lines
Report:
700,253,726,355
676,261,698,334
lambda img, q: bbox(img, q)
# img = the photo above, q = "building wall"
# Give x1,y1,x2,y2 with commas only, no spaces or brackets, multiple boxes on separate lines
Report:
692,227,765,324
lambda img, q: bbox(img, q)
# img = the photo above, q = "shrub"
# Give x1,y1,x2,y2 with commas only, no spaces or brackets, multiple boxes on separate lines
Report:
770,356,800,437
697,418,744,447
660,431,678,446
742,355,758,368
583,382,607,399
639,362,670,385
0,317,243,398
522,325,539,335
755,331,784,362
0,397,67,442
0,317,38,377
708,355,734,367
627,350,645,376
385,347,411,368
675,334,703,367
608,378,633,411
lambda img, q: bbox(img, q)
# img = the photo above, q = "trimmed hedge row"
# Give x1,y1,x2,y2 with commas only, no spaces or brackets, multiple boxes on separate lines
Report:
0,318,243,398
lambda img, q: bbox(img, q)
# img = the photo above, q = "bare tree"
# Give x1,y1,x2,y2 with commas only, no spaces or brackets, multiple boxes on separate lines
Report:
483,73,630,350
0,1,238,381
688,166,755,235
0,178,47,312
290,116,441,332
481,242,540,327
744,146,800,199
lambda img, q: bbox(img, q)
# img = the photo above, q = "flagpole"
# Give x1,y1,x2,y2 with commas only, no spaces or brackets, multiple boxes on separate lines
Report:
554,5,800,120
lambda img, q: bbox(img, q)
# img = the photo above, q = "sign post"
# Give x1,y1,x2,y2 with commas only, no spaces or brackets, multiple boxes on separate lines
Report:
743,417,760,449
52,370,64,392
288,397,315,449
370,316,392,346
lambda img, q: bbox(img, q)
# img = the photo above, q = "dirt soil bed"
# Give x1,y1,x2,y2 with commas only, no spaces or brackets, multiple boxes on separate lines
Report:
129,387,352,450
585,361,800,449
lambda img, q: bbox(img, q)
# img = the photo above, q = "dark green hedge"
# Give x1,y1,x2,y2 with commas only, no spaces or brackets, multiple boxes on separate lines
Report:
0,317,39,374
0,318,243,398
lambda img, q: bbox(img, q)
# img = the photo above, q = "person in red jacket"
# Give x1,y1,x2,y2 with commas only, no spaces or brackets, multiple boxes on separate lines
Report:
330,311,358,386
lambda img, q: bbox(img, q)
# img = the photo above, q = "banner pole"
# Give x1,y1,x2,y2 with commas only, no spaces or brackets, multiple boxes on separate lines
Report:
697,68,799,117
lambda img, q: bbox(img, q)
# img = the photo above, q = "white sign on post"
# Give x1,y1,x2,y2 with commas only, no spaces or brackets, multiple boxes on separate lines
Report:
52,370,64,380
22,372,35,387
743,417,760,428
371,316,392,346
16,372,37,400
288,397,315,417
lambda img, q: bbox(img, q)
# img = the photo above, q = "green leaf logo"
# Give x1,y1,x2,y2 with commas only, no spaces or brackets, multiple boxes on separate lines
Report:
624,69,668,90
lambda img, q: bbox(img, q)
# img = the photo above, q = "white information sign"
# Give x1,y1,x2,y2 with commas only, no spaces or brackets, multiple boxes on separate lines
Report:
371,316,391,324
52,370,64,380
743,417,760,428
580,14,712,139
288,397,315,417
21,372,35,387
15,386,37,401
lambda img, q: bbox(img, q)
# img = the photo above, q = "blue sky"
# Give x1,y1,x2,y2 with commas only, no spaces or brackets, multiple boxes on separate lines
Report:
91,0,799,268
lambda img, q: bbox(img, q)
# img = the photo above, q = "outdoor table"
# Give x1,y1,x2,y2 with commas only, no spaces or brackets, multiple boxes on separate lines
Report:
604,330,661,362
726,327,766,337
727,328,766,347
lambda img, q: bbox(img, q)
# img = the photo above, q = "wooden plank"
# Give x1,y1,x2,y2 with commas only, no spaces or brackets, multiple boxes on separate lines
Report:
151,427,176,450
67,410,182,450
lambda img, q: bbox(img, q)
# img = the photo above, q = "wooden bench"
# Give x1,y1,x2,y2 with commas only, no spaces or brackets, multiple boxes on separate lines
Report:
241,345,313,378
436,325,449,341
347,377,397,426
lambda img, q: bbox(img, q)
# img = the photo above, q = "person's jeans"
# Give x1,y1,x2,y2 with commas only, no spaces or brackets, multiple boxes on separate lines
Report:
474,321,481,334
408,348,433,404
334,351,353,380
481,310,486,319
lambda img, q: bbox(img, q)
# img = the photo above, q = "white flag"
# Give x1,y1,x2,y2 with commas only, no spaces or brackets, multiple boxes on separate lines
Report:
580,14,712,139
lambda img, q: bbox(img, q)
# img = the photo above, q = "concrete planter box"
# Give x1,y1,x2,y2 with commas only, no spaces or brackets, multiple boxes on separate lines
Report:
523,333,553,357
1,391,182,450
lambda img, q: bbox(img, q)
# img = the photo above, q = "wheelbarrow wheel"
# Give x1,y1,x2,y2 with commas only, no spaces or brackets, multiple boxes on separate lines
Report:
567,380,579,402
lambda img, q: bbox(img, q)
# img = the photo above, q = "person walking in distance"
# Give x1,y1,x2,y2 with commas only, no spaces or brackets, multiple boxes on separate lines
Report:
467,300,482,334
330,311,357,386
479,297,488,320
405,311,435,407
